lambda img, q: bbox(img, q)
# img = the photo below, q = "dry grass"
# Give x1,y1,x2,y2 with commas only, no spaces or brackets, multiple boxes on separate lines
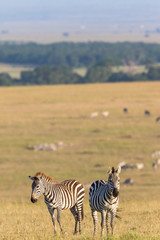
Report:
1,195,160,239
0,82,160,239
72,68,87,77
112,65,148,75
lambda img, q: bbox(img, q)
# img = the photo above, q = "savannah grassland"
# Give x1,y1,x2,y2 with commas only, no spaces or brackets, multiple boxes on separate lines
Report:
0,82,160,240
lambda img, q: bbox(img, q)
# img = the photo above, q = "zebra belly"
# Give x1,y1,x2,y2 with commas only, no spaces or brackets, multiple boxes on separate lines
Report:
61,199,77,209
90,199,118,212
45,198,76,210
104,201,118,211
45,199,60,209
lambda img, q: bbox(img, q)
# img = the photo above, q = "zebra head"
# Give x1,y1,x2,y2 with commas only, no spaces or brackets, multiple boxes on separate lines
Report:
29,175,45,203
107,166,121,197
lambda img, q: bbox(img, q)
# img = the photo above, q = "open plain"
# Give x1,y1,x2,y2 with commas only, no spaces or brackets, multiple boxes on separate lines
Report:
0,82,160,239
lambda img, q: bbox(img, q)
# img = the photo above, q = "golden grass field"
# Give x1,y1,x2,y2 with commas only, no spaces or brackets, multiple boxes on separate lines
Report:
0,82,160,239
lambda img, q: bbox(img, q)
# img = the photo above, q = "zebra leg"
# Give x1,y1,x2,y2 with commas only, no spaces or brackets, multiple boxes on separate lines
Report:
100,210,106,238
106,212,110,235
70,206,78,234
91,209,98,236
48,208,57,234
110,212,116,235
77,203,83,234
57,207,63,233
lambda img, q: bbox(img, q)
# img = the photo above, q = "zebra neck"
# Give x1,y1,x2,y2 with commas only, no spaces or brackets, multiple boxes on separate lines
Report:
107,182,114,191
107,182,119,198
41,179,55,200
44,186,55,203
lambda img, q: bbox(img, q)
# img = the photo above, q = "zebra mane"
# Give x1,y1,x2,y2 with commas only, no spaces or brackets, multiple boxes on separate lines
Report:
112,167,115,173
34,172,56,182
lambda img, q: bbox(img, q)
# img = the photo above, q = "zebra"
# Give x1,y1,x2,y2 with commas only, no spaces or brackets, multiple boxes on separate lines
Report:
89,166,121,237
29,172,85,235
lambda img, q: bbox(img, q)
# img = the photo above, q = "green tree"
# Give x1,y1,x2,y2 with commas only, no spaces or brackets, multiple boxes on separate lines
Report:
0,73,12,86
107,72,133,82
84,65,112,83
20,66,81,85
147,67,160,80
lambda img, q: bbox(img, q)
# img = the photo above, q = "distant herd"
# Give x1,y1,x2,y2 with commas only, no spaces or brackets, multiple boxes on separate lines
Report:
123,108,160,122
90,108,160,122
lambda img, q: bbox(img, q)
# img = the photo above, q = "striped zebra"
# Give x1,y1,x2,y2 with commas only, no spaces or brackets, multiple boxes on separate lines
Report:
89,166,121,237
29,172,85,235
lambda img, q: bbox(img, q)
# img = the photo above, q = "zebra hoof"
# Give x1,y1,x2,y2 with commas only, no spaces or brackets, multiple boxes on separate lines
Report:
73,231,78,235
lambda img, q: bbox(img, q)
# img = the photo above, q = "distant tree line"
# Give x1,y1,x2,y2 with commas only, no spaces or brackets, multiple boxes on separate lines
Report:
1,41,160,67
1,41,160,85
1,65,160,86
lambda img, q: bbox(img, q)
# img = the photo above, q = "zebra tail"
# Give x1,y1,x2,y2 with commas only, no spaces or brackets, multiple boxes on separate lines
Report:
117,208,122,212
116,208,122,220
116,214,121,220
81,204,84,221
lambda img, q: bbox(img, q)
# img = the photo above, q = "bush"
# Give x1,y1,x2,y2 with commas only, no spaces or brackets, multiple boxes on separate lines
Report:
0,73,12,86
20,66,81,85
107,72,134,82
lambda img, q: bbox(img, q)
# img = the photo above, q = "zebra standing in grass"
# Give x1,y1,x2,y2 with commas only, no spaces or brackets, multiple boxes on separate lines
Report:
89,166,121,237
29,172,85,235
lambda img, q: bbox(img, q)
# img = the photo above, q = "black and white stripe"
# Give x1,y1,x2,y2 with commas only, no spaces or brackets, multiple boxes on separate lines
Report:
29,172,85,235
89,166,121,237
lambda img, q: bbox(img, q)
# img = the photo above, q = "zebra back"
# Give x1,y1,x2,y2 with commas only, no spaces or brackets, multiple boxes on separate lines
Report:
59,179,85,210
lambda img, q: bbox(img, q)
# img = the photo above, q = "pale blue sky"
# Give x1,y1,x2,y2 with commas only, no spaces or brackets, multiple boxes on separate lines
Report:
0,0,160,23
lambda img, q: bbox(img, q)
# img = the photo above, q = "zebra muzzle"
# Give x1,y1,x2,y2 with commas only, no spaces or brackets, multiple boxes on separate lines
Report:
31,196,37,203
113,188,119,197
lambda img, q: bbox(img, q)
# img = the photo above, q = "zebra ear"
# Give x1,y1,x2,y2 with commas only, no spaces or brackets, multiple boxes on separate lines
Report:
116,166,121,174
107,167,112,174
29,176,35,181
29,176,40,181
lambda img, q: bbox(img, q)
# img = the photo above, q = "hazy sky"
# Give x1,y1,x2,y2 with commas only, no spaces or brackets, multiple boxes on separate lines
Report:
0,0,160,23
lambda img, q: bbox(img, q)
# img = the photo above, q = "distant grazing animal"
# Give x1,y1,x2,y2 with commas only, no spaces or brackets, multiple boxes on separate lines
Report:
102,111,109,117
121,163,134,170
89,166,121,237
152,162,158,171
156,116,160,122
29,172,85,235
157,158,160,165
123,178,134,185
144,110,150,116
136,163,144,170
90,112,99,118
118,161,126,168
123,108,128,113
152,150,160,158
